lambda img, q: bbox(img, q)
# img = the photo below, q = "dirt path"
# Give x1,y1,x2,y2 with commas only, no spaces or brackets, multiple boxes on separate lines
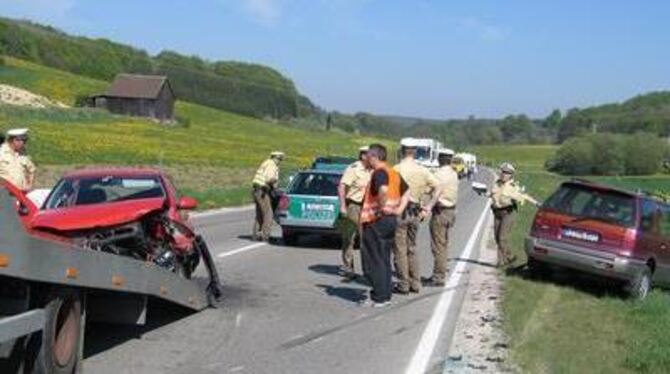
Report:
443,222,518,373
0,84,68,108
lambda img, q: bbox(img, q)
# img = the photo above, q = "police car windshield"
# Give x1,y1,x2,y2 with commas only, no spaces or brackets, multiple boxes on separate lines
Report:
415,147,431,161
45,176,165,209
543,184,636,227
289,172,341,196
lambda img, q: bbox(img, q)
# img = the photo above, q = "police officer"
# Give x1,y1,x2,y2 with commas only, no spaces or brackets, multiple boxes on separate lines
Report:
393,140,440,294
489,162,540,267
337,146,371,279
0,128,36,191
424,148,458,287
359,143,410,307
252,151,284,242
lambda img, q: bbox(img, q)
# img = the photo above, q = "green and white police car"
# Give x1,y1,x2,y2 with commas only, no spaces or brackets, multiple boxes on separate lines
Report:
277,160,353,245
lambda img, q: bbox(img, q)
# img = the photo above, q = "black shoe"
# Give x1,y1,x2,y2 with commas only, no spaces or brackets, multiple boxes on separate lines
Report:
423,278,446,287
341,271,356,281
393,284,410,295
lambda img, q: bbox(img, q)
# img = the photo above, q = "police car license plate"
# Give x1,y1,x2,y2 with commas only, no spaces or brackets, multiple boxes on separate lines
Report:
303,203,335,220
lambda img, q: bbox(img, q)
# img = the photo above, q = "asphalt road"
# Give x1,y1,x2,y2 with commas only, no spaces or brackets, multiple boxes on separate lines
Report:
83,171,493,374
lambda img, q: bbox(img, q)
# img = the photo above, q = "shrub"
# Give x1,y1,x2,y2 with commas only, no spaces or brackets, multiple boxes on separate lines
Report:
548,132,668,176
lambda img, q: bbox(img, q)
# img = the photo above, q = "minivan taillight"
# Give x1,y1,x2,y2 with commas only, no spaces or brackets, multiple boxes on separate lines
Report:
278,195,290,211
531,212,551,235
621,228,638,251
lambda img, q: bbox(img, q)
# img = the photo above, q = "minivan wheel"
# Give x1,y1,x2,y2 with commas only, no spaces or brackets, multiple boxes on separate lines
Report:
625,267,652,300
527,257,552,278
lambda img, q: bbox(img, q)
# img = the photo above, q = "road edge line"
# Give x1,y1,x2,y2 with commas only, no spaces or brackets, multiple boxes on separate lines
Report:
216,242,267,259
405,199,491,374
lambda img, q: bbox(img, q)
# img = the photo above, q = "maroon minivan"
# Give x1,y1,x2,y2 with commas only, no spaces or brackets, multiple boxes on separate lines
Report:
525,180,670,299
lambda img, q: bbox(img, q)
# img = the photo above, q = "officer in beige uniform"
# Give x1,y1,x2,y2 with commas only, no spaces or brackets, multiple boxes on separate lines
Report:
0,128,36,192
489,162,540,267
424,148,459,287
252,151,284,242
393,141,440,294
337,146,371,279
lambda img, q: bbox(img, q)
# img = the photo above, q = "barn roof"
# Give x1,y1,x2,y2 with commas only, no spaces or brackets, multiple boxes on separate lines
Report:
105,74,172,99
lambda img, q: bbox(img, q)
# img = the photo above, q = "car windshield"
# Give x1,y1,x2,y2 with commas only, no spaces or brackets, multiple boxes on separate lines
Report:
289,172,341,196
544,183,636,227
45,176,165,209
416,146,431,161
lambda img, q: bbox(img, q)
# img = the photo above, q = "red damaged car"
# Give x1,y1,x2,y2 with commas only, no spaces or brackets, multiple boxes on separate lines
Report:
21,167,207,279
526,179,670,299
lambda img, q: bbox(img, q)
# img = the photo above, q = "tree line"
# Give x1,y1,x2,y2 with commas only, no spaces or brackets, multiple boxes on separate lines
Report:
0,17,316,119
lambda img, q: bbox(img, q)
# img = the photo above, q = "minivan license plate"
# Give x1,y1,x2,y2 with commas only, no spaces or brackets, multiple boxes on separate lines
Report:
562,228,600,243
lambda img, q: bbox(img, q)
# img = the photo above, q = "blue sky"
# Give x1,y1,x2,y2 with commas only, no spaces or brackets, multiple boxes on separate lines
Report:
0,0,669,119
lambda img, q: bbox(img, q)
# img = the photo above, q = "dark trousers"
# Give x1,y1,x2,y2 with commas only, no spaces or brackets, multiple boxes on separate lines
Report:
361,216,397,303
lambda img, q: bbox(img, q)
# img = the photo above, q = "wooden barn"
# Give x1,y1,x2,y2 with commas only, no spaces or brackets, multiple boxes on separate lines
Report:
93,74,175,120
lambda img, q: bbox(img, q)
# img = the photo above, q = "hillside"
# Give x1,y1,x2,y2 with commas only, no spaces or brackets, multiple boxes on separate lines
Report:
0,17,316,119
557,91,670,141
0,56,386,208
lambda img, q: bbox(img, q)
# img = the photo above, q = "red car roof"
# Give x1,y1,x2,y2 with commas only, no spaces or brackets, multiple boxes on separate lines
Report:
63,167,164,179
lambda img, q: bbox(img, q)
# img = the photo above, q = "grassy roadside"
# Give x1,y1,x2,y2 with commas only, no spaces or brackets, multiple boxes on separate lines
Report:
476,146,670,373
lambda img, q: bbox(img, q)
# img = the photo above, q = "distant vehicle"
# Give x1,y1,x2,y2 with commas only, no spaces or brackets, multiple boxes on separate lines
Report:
452,155,467,179
399,137,443,168
453,152,477,179
526,180,670,299
277,169,343,245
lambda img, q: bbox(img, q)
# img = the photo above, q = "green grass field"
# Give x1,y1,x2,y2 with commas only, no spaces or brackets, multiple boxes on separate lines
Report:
0,56,389,207
474,144,558,173
475,147,670,373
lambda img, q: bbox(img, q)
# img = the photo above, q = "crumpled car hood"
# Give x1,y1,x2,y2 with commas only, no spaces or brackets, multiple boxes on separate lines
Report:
31,197,166,232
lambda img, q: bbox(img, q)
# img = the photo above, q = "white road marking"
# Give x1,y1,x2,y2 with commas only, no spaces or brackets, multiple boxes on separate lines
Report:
405,200,491,374
217,242,267,258
191,204,254,219
235,313,243,327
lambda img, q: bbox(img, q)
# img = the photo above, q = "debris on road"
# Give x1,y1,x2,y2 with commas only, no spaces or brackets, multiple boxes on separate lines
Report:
443,222,519,374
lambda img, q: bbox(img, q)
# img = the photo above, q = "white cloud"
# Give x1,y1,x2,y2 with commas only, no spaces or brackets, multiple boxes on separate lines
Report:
0,0,76,22
460,17,508,42
241,0,285,27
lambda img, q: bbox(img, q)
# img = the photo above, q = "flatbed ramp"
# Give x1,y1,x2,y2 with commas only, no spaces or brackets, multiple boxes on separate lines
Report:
0,194,211,311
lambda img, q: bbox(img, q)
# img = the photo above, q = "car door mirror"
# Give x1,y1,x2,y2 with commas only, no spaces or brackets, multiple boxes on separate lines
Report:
177,196,198,210
17,202,30,216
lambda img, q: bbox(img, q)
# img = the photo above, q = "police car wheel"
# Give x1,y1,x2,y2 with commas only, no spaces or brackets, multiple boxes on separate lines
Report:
282,229,299,246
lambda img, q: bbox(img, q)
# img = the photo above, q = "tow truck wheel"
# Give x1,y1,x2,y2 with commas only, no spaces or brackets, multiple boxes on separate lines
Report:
30,290,82,374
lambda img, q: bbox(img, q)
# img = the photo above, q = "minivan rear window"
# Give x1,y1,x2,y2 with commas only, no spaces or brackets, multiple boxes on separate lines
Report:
544,183,636,227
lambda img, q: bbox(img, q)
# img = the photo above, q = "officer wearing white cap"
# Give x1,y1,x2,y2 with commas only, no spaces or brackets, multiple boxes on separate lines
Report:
252,151,285,242
423,148,458,286
392,139,440,294
0,128,36,191
489,162,540,267
337,145,372,279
